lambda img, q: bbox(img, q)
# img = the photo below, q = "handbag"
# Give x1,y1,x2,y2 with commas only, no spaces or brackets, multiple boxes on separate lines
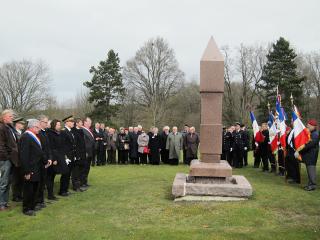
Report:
124,143,130,150
143,146,150,154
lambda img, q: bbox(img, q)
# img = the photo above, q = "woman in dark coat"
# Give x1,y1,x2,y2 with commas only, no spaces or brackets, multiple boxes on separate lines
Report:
47,119,68,200
184,127,200,165
116,127,130,164
148,127,161,165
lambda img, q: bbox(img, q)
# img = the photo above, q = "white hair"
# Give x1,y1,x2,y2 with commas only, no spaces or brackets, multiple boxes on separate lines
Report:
27,119,40,129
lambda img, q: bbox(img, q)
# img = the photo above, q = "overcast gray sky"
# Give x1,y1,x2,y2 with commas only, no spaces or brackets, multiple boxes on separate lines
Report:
1,0,319,102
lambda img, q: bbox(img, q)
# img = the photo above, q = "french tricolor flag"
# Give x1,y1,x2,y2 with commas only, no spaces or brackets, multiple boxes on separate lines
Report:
276,97,286,148
268,112,278,154
250,111,265,143
292,110,310,152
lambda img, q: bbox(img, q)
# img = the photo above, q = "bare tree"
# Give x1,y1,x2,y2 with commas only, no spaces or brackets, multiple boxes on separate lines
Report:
0,60,51,114
235,44,267,124
123,37,185,126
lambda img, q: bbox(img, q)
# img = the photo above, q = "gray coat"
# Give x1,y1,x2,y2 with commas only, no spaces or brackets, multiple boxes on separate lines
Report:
166,132,183,160
138,133,149,154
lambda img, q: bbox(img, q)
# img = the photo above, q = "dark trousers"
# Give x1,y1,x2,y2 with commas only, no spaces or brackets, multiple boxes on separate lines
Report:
286,154,300,183
268,152,276,172
81,156,92,186
161,150,169,164
254,151,261,168
183,149,187,164
60,163,73,194
233,149,243,168
306,165,316,186
227,151,233,166
23,181,39,212
278,149,285,174
71,161,81,190
11,166,24,200
36,167,46,204
46,168,56,198
221,150,227,160
169,158,179,165
150,151,160,165
139,153,148,164
101,145,107,165
107,150,116,164
96,143,105,165
118,150,128,164
261,154,269,171
243,150,248,166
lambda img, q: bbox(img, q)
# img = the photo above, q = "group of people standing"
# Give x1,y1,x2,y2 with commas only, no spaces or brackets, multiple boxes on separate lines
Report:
222,119,319,191
0,109,200,216
90,124,200,166
0,111,96,216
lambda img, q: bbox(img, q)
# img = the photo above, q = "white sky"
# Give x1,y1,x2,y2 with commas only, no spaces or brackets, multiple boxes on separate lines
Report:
1,0,319,102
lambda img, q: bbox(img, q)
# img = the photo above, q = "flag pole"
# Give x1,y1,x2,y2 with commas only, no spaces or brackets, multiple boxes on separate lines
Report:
290,93,302,187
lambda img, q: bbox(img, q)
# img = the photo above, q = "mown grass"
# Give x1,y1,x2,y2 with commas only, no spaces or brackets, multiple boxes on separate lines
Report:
0,153,319,240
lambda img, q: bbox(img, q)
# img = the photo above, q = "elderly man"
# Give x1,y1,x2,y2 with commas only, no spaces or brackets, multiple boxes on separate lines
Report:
296,119,319,191
160,126,170,164
166,126,183,165
20,119,44,216
0,109,18,211
184,126,200,165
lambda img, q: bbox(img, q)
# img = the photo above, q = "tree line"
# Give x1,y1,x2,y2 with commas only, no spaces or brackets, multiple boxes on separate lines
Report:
1,37,319,129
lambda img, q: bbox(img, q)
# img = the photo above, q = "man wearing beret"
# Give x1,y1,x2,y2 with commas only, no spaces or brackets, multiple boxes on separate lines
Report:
295,119,319,191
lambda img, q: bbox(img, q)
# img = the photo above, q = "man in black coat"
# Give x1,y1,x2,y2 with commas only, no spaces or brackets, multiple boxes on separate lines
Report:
149,127,161,165
20,119,45,216
286,127,301,184
225,126,235,166
81,117,95,187
128,127,139,164
93,122,105,166
260,123,270,172
59,116,77,196
73,118,87,191
182,124,189,164
296,119,319,191
160,126,170,164
241,124,249,166
232,122,244,168
36,115,52,209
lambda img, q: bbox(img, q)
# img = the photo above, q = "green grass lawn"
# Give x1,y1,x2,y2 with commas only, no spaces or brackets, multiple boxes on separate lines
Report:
1,153,320,240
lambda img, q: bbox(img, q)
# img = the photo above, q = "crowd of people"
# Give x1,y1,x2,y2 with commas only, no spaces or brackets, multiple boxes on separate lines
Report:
0,110,200,216
0,107,318,217
222,120,319,191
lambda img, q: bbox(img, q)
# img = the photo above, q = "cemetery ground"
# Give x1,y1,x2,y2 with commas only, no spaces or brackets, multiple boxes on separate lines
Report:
0,153,319,240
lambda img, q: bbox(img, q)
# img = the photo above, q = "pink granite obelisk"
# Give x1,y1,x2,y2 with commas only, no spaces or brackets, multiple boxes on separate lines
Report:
171,37,252,201
199,37,224,163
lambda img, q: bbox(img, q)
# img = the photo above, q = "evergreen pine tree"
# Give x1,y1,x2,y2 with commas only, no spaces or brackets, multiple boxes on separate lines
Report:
258,37,305,118
84,50,125,122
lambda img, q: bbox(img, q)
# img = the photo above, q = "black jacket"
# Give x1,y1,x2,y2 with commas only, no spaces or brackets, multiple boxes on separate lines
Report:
128,132,139,158
47,129,68,174
38,129,52,165
300,129,319,166
73,128,86,163
82,127,95,158
60,127,77,161
19,132,44,181
116,133,130,151
160,132,169,150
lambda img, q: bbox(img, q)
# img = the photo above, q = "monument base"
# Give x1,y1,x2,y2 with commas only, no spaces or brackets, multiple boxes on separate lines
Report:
172,160,253,200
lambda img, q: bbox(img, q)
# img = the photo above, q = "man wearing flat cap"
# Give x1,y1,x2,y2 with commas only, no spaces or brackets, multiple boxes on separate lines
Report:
295,119,319,191
11,117,26,202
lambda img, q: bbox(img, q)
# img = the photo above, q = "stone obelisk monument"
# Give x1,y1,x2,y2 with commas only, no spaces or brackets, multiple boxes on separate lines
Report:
172,37,252,201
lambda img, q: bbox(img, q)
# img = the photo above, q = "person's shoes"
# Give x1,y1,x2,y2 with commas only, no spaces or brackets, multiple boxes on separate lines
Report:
12,197,23,202
48,196,59,201
0,206,9,211
34,205,42,211
23,210,36,216
304,185,316,191
59,192,69,197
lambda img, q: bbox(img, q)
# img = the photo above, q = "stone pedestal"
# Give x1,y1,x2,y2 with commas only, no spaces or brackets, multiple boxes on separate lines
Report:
171,37,253,201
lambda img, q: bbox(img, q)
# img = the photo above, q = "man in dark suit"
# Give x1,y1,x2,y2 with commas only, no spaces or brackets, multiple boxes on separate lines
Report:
20,119,46,216
233,122,244,168
59,116,77,196
81,117,95,188
241,124,250,167
36,115,52,209
73,118,87,191
11,117,25,202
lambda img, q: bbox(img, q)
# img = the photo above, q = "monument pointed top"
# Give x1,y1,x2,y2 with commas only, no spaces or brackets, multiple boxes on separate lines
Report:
201,36,224,62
